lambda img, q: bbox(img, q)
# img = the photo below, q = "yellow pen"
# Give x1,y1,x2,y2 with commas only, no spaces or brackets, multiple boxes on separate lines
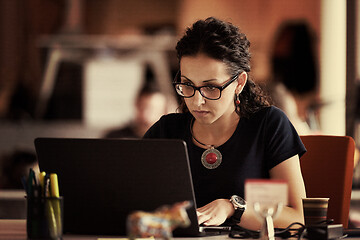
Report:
50,173,60,198
49,173,62,237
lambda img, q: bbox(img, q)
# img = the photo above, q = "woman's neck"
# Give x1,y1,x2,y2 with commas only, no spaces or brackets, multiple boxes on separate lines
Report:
192,112,240,147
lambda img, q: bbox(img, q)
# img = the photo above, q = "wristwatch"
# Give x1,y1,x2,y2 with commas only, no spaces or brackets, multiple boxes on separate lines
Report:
229,195,246,224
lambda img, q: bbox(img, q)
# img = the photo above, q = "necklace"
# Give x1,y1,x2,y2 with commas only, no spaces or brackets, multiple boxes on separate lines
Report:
190,118,222,169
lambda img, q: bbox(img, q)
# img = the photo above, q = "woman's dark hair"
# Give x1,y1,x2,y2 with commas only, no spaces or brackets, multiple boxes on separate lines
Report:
175,17,270,118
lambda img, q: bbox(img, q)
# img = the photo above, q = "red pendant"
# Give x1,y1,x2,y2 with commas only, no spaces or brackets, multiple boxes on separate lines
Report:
205,152,218,164
201,148,222,169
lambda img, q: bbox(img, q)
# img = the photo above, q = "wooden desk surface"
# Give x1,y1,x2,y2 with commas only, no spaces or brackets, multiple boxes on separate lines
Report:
1,219,359,240
0,219,26,240
0,219,234,240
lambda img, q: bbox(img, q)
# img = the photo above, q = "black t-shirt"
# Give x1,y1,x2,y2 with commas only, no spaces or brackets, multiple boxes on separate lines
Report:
143,106,306,207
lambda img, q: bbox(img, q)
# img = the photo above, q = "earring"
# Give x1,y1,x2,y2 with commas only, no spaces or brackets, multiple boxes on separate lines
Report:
235,94,240,105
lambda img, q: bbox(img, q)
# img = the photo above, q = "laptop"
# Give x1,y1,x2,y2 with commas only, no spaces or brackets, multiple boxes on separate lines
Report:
34,138,227,237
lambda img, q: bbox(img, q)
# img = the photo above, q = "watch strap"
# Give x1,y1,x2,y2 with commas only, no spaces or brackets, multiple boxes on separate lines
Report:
229,207,245,225
228,195,246,225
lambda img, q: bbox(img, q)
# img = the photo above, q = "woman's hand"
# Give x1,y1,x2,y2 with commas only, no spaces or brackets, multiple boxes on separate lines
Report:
197,199,234,226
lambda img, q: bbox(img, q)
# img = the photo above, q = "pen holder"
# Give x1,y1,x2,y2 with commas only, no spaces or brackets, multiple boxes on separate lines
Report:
26,196,63,240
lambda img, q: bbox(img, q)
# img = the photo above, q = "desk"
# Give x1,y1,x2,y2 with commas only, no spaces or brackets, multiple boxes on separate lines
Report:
1,219,359,240
0,220,232,240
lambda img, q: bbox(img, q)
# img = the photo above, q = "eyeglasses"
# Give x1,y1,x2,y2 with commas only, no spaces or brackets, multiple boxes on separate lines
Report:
173,71,240,100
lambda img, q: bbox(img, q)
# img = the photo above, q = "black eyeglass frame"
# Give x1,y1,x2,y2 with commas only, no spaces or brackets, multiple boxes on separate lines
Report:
172,71,241,100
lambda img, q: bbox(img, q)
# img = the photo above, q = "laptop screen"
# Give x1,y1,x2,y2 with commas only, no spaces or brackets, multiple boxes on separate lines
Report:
35,138,201,236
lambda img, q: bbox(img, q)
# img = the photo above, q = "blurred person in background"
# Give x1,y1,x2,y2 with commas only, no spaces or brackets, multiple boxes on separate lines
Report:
104,82,167,139
268,21,319,135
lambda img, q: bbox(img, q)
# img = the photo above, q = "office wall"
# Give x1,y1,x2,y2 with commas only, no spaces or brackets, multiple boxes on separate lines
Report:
177,0,320,83
0,0,355,135
0,0,318,117
84,0,180,35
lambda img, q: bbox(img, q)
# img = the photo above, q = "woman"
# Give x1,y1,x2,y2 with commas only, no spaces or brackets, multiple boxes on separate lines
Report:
144,17,306,230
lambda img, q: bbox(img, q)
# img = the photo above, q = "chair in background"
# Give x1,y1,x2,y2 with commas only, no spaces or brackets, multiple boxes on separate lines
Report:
300,135,355,228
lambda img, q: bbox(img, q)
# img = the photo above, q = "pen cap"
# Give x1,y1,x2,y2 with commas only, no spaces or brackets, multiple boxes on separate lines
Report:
39,172,46,188
50,174,60,198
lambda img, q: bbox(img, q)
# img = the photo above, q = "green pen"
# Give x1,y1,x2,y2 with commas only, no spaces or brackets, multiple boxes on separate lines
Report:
28,168,40,198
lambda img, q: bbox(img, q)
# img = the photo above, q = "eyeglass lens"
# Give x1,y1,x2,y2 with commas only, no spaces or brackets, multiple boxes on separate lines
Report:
176,84,221,100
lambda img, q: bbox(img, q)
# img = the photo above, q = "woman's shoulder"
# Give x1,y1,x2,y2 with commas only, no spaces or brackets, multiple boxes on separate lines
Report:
144,112,191,139
244,106,293,132
250,106,288,120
